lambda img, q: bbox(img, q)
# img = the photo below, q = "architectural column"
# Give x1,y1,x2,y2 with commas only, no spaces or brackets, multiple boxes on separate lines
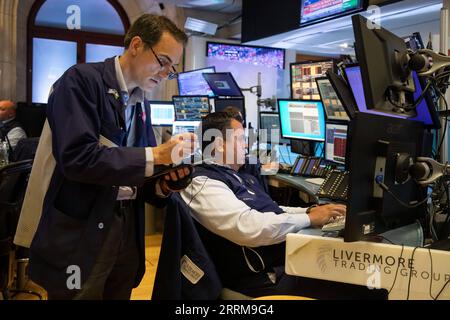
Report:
0,0,19,101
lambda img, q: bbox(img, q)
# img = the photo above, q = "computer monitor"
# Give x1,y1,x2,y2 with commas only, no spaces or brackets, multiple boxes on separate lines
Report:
316,77,349,122
326,71,358,119
149,101,175,126
352,14,416,117
259,112,290,145
213,97,246,124
278,99,326,142
172,121,201,136
325,122,347,165
177,67,216,97
290,61,334,100
404,32,425,51
172,96,211,121
300,0,365,27
344,64,440,129
202,73,243,97
344,112,427,242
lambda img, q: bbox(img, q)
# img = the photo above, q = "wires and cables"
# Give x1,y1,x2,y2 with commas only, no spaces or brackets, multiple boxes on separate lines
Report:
375,179,431,209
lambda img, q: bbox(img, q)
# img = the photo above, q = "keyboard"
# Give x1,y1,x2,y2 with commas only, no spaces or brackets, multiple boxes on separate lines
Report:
306,178,325,186
321,216,346,232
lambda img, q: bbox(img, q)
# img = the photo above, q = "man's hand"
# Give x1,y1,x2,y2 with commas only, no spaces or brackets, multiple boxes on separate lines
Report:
308,204,346,228
159,166,193,194
153,133,197,165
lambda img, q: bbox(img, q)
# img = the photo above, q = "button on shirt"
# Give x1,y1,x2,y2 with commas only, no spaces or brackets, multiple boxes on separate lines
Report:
114,56,155,200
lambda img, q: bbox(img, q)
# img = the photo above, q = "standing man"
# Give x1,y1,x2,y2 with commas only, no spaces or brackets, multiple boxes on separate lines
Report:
0,100,27,149
14,14,194,300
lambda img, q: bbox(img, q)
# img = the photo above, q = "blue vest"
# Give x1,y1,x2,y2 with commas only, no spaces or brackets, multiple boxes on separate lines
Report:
192,164,285,289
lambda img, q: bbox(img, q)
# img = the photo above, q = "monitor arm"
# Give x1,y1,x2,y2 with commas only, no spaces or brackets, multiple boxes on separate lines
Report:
408,49,450,77
408,157,450,185
241,72,277,110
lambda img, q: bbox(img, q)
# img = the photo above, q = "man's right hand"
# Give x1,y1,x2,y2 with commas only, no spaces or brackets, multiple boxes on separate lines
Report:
152,133,197,165
308,204,346,228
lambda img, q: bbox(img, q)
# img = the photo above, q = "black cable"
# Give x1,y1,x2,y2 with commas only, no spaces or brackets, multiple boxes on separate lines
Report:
377,181,431,209
435,279,450,300
406,246,419,300
188,177,209,206
427,247,436,300
436,85,448,159
388,244,404,295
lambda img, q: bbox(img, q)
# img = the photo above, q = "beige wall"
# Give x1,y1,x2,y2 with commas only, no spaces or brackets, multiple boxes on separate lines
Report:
5,0,186,103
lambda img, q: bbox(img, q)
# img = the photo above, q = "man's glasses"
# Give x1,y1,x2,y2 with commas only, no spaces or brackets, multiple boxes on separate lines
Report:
150,47,178,80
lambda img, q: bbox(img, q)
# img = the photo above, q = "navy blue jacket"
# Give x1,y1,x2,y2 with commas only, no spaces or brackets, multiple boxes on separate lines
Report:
29,57,164,295
152,193,222,300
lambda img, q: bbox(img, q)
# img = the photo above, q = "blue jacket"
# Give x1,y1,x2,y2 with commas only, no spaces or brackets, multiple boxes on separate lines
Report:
152,193,222,300
29,57,164,294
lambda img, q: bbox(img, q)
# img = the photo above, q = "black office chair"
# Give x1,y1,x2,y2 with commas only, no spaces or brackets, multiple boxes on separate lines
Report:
0,160,42,300
15,102,47,138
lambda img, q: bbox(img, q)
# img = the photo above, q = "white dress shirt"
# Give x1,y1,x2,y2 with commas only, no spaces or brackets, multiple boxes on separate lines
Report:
179,170,311,248
114,56,165,199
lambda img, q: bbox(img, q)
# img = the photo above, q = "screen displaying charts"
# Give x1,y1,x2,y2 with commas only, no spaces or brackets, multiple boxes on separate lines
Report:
278,99,326,141
316,77,349,121
325,123,347,164
173,96,210,121
291,61,333,100
149,101,175,126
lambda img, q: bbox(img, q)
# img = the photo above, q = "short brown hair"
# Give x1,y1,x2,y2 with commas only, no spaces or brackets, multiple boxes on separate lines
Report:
124,14,188,49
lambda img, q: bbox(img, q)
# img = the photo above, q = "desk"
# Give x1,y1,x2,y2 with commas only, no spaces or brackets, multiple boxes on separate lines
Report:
285,231,450,300
267,174,321,204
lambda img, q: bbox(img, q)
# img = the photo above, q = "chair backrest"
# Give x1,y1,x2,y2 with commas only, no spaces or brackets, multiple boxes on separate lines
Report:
11,137,40,162
0,160,33,240
16,102,47,138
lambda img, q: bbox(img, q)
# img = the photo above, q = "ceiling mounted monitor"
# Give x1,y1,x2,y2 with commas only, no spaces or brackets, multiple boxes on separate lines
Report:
300,0,366,27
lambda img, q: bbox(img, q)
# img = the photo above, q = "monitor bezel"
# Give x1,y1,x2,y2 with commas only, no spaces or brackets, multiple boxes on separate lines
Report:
202,72,244,98
278,98,326,142
206,41,286,70
177,66,216,97
290,60,335,100
324,120,349,166
299,0,368,29
315,76,350,123
148,100,175,127
172,95,212,122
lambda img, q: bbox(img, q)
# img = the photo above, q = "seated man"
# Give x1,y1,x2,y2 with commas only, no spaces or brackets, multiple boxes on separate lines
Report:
0,100,27,149
179,112,348,298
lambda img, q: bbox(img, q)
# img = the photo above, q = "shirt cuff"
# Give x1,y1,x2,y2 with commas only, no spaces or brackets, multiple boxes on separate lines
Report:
145,147,154,177
280,206,308,214
155,178,171,198
291,213,311,229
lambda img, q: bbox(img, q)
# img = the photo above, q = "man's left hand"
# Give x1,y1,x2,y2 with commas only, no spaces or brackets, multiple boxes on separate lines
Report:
159,166,193,194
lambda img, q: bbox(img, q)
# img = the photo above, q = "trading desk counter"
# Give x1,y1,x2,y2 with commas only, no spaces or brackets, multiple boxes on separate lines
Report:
267,173,321,204
286,223,450,300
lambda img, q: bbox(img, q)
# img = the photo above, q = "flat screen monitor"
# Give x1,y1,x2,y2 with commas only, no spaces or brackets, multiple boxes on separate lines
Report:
202,73,243,97
300,0,365,27
206,42,285,70
404,32,425,51
177,67,216,97
278,99,326,142
344,64,440,129
172,96,211,121
325,122,348,165
344,113,426,242
149,101,175,126
316,77,349,121
259,112,290,144
352,14,416,117
291,61,334,100
213,97,246,124
172,121,201,136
